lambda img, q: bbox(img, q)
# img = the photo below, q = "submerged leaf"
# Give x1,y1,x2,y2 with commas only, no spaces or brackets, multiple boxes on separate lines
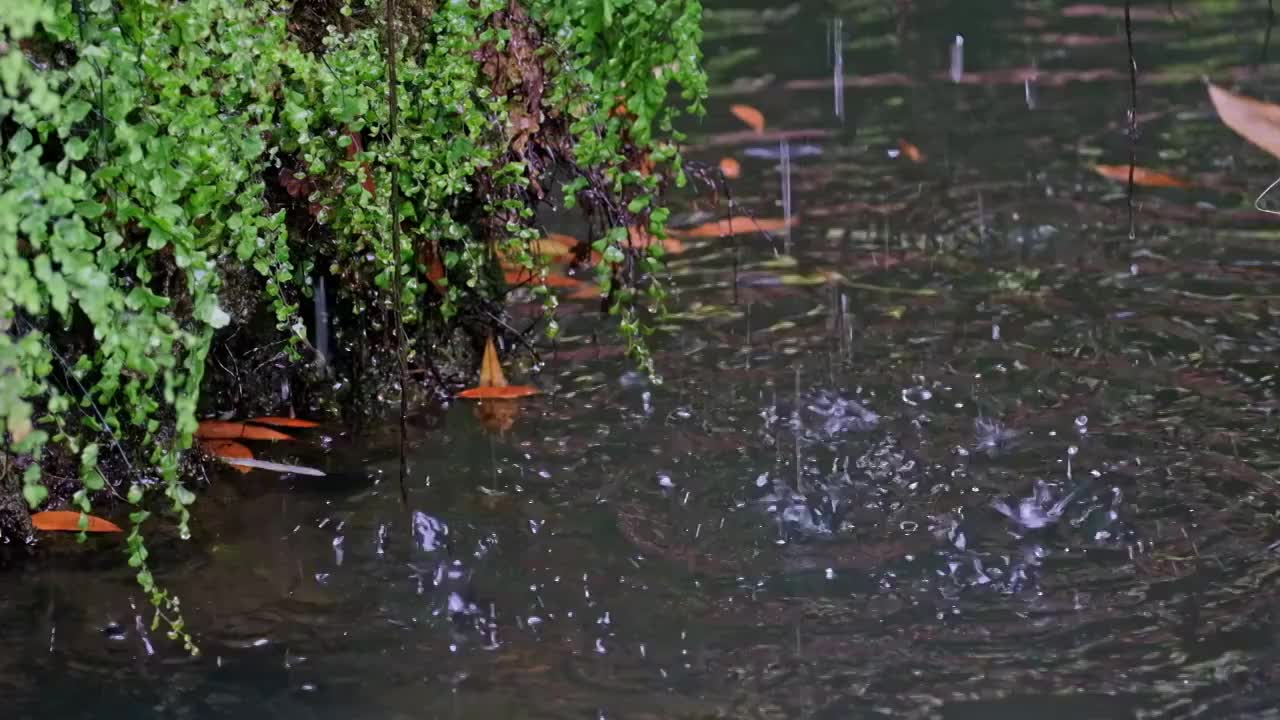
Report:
195,420,295,441
1207,82,1280,161
729,104,766,134
246,416,320,428
504,269,590,290
219,457,326,476
897,139,925,163
673,216,796,238
1092,163,1191,188
31,510,123,533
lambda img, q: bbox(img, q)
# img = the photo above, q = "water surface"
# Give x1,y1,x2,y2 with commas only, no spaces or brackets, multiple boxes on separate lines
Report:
7,1,1280,718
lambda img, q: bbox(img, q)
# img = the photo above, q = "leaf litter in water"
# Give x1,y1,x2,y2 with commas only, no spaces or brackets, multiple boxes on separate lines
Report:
246,416,320,429
1092,163,1191,188
457,335,540,400
1207,81,1280,161
31,510,123,533
672,216,796,238
195,420,295,441
729,104,766,133
897,139,925,163
199,439,254,474
217,457,326,477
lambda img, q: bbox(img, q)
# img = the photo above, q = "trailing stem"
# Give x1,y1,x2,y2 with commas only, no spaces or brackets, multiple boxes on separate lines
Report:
385,0,410,505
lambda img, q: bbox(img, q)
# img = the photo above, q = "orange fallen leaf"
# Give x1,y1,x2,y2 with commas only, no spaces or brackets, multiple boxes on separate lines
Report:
719,157,742,179
566,285,603,300
457,385,542,399
31,510,123,533
1207,82,1280,161
199,439,254,474
730,104,766,134
897,139,925,163
195,420,295,442
478,334,507,388
458,336,541,400
673,216,797,238
246,417,320,429
625,226,687,254
504,269,589,289
1092,164,1191,188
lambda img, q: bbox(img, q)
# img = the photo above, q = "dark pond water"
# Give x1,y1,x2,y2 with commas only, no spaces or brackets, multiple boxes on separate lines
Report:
8,1,1280,717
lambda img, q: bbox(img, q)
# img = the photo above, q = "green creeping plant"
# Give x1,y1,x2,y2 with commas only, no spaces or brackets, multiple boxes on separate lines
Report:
0,0,705,651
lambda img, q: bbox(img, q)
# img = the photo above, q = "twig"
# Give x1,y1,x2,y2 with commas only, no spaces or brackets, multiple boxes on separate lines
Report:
483,309,541,365
385,0,410,506
1124,0,1138,240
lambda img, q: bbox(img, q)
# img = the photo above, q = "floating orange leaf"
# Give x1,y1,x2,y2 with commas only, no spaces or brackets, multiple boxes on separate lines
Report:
1092,164,1191,188
673,216,797,238
729,104,766,134
458,336,541,400
246,417,320,429
625,226,687,254
31,510,123,533
719,157,742,179
566,285,603,300
199,439,254,473
457,385,542,399
504,269,589,289
499,235,580,269
195,420,295,441
897,139,925,163
479,334,507,388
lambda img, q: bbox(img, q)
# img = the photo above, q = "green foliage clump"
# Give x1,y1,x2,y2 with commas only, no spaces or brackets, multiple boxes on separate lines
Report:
0,0,705,649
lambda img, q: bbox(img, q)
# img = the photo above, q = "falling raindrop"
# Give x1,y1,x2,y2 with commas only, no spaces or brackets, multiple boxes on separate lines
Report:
950,35,965,83
832,18,845,121
314,275,330,366
780,139,793,255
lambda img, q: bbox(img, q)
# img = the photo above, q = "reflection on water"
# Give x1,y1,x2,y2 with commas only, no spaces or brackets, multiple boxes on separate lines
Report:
8,1,1280,718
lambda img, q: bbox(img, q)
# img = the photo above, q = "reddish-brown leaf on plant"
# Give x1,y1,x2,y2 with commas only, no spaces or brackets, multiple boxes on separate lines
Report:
31,510,123,533
195,420,295,441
